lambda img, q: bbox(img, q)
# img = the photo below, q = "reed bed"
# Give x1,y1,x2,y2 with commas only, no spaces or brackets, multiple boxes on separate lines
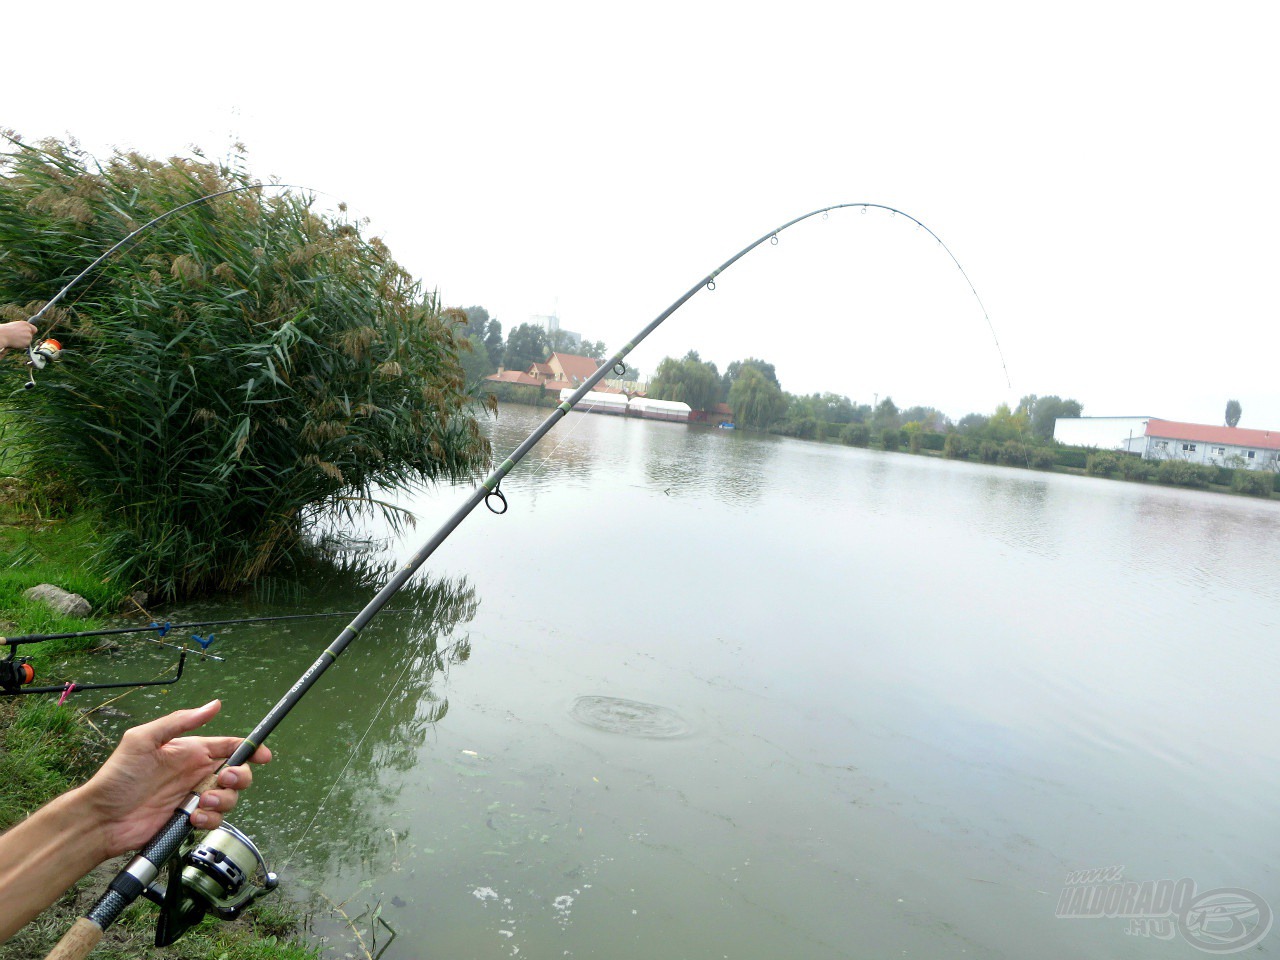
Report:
0,135,491,599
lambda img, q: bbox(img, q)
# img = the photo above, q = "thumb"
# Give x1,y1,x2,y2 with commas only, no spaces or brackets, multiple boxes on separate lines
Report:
143,700,222,746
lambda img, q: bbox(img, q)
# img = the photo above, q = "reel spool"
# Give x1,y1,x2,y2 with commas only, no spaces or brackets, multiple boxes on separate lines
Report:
148,821,279,946
0,656,36,692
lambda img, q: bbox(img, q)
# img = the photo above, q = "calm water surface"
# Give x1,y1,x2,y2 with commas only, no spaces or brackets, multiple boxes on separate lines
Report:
95,404,1280,958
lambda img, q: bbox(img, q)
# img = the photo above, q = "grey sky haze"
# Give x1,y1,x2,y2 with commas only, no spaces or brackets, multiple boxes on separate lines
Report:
8,1,1278,426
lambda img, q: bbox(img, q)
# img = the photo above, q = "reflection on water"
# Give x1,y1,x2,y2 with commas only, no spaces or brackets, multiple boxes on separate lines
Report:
77,406,1280,958
81,555,480,886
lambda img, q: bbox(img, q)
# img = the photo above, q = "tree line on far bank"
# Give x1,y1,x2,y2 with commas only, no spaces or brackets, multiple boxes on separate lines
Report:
641,352,1274,498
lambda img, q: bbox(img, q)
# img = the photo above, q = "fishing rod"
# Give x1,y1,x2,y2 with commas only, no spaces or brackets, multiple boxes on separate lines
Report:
46,203,999,958
0,610,409,646
0,649,187,700
5,147,305,389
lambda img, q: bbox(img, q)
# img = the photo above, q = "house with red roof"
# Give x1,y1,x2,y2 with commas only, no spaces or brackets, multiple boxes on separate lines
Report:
1140,419,1280,471
486,352,626,397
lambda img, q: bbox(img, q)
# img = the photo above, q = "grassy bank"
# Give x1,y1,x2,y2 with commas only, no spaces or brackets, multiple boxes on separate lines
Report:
0,486,319,959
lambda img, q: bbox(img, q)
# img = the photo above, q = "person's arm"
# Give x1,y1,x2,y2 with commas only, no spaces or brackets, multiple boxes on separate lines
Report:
0,700,271,942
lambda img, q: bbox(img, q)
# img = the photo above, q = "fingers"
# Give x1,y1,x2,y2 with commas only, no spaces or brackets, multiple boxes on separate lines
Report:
196,737,273,765
191,760,261,829
142,700,222,746
216,763,255,790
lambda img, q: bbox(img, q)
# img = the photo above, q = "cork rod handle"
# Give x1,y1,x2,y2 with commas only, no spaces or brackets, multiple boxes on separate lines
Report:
44,917,103,960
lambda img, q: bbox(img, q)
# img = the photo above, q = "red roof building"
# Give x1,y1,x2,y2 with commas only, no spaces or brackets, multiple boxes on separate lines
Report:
1142,419,1280,470
545,352,602,385
1144,420,1280,450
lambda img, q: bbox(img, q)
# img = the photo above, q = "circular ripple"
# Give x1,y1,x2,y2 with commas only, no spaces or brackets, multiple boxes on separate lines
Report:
570,696,691,739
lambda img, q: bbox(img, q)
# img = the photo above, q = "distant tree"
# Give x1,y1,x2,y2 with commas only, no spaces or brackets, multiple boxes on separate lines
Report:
872,397,900,431
650,354,720,411
578,338,608,359
729,366,788,429
546,328,578,353
1226,399,1242,428
956,412,989,434
899,405,949,431
483,318,504,367
1029,396,1083,440
459,305,491,340
458,334,495,384
786,392,857,426
722,357,779,401
986,403,1030,441
503,322,549,371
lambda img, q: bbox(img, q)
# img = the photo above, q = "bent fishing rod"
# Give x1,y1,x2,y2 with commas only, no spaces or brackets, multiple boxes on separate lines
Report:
47,203,999,958
9,162,305,389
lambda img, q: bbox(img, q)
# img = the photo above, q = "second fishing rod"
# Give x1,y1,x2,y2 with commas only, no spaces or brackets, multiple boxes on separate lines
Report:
47,202,996,959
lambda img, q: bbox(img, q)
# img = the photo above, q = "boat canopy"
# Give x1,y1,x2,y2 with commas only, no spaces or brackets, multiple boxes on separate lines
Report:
628,397,692,414
561,389,629,411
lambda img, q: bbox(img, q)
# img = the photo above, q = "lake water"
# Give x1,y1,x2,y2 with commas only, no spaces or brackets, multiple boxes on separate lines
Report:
88,404,1280,958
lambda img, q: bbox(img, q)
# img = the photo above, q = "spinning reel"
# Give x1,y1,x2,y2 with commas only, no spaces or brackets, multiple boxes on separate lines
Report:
145,822,279,945
0,654,35,692
24,336,62,389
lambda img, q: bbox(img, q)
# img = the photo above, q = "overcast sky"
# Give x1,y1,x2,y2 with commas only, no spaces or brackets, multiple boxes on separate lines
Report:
7,2,1278,426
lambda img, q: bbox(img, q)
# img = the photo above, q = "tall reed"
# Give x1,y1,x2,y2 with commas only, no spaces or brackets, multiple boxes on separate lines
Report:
0,135,491,599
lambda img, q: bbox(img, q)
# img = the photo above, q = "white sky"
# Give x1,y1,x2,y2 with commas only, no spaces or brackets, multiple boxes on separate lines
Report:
7,1,1279,425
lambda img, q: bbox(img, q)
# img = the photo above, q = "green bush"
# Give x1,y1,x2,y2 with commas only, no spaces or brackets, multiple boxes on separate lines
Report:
774,416,821,440
1028,447,1057,470
0,138,491,598
1086,452,1121,477
999,440,1032,466
1117,455,1156,481
978,440,1000,464
919,432,946,451
484,381,552,407
1155,459,1215,488
840,423,871,447
943,433,972,459
880,428,901,451
1054,447,1089,469
1231,470,1274,497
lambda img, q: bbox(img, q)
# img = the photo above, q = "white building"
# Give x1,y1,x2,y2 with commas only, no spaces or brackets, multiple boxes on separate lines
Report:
533,313,582,350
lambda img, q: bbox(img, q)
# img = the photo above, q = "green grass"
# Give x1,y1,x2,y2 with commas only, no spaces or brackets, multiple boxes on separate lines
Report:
0,482,320,959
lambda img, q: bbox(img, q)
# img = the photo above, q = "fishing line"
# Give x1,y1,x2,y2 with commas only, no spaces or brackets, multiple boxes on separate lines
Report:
50,202,1009,958
277,633,472,872
521,394,606,482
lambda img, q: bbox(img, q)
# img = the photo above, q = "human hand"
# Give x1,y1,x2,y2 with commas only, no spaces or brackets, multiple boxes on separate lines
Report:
0,320,37,352
78,700,272,858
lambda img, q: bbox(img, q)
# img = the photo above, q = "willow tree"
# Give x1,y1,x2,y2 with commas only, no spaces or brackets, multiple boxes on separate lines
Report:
0,136,491,598
728,366,786,429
